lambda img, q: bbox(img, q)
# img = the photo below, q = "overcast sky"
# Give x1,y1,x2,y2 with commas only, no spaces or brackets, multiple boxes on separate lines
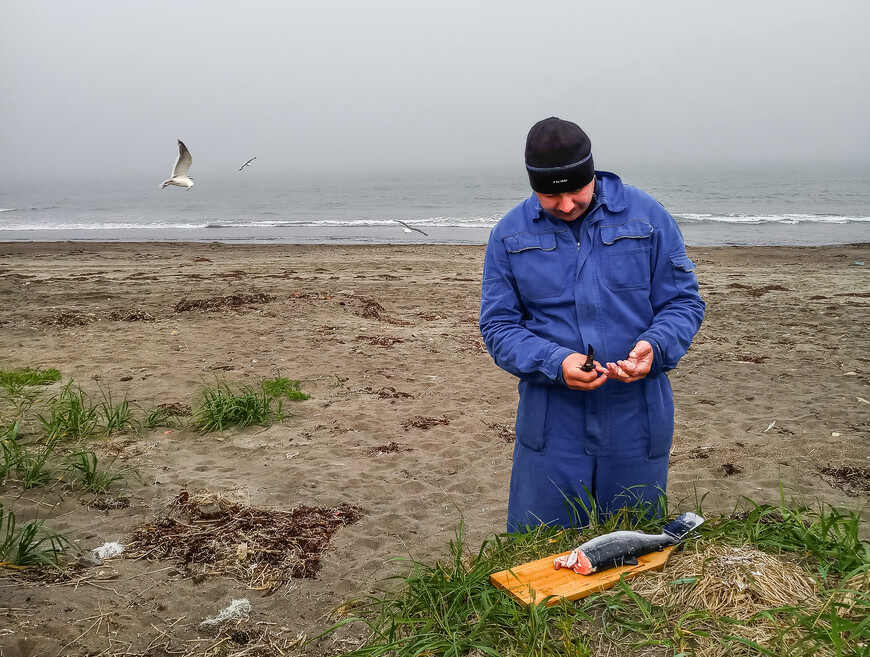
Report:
1,1,868,179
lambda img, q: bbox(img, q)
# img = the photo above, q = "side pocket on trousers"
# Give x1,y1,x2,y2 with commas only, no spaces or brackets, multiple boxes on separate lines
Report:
645,377,674,460
515,382,547,453
647,428,673,461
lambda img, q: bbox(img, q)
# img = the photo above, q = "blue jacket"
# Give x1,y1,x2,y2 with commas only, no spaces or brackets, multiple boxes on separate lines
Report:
480,171,705,459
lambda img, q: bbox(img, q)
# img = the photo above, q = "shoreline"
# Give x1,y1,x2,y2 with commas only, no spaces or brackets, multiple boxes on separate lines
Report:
1,241,868,654
1,218,868,247
2,239,869,259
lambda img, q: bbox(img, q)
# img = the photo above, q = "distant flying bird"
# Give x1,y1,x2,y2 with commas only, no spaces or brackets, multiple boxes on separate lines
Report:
395,220,428,236
160,140,194,190
238,157,257,171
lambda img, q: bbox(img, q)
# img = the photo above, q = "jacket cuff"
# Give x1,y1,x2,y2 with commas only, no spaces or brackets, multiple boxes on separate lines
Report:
637,335,664,378
549,347,577,385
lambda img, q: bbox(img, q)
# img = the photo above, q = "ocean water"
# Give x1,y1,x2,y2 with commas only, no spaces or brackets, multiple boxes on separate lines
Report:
1,163,868,247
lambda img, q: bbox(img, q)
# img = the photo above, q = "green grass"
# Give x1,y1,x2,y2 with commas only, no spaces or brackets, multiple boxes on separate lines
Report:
37,380,100,440
16,437,60,489
2,419,134,492
1,378,137,491
193,381,286,431
262,376,310,401
7,372,307,436
319,499,870,657
0,383,42,424
96,385,132,433
33,380,134,438
1,504,72,568
1,424,59,489
702,496,870,580
65,450,136,493
1,421,21,477
0,367,61,390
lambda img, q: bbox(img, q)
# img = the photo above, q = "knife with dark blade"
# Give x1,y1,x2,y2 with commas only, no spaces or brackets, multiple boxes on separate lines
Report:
580,344,595,372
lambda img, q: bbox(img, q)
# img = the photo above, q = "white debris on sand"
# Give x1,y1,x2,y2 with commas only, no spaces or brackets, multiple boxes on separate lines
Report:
93,542,124,559
200,598,253,628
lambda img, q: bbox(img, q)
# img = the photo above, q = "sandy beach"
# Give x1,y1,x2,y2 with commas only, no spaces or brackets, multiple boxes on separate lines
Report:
1,241,868,655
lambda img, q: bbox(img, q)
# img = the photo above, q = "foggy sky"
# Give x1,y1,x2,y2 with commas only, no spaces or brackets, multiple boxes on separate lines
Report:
1,1,869,180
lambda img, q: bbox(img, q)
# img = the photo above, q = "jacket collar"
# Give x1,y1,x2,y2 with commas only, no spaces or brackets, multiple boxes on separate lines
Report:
525,170,627,222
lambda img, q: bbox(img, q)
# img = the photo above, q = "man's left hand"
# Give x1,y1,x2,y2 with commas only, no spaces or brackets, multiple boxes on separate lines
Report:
604,340,654,383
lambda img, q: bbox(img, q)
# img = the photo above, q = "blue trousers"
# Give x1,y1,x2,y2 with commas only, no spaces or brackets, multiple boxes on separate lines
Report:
506,385,670,532
506,442,669,531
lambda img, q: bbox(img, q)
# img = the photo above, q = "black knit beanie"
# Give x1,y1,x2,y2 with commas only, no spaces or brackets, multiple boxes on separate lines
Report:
525,117,595,194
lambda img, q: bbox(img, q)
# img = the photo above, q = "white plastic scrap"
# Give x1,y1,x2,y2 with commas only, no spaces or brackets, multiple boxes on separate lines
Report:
200,598,253,628
93,542,124,559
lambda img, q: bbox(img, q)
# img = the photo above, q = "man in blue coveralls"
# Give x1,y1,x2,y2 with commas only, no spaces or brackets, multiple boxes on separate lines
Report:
480,117,705,531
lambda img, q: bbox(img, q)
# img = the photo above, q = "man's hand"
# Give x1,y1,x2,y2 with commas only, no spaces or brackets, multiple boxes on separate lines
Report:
561,352,608,390
604,340,654,383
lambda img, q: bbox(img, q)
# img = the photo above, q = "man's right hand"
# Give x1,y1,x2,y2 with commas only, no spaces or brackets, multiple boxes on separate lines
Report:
561,352,609,390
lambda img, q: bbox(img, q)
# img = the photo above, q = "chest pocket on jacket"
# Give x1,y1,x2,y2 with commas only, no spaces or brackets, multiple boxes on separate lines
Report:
505,231,567,299
600,220,653,292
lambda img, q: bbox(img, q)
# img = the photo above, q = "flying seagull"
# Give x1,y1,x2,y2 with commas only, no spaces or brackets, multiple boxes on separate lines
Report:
395,220,428,236
238,156,257,171
160,140,194,190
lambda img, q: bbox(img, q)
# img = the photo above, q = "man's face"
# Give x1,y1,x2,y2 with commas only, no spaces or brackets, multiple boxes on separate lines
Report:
534,179,596,222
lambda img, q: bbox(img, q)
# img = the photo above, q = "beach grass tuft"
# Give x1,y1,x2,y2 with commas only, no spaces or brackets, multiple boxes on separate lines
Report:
1,421,21,478
0,504,72,569
194,381,286,432
262,376,310,401
33,380,134,438
0,383,42,424
1,375,140,494
37,380,101,440
95,385,132,433
2,423,133,494
1,424,60,489
16,437,60,489
0,367,62,390
65,450,137,493
321,499,870,657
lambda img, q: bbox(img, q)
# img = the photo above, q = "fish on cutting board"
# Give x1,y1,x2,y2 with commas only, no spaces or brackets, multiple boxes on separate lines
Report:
554,512,704,575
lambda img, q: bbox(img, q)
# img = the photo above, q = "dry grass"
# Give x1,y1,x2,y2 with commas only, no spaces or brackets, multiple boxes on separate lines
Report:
634,544,820,618
833,567,870,619
630,544,824,657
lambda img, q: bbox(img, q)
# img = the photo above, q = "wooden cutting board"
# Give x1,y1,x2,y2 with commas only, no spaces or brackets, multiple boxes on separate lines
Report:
490,545,676,607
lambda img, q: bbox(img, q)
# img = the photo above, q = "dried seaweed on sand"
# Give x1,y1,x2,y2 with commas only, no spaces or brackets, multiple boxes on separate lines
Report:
818,465,870,496
401,415,450,430
40,311,95,327
125,490,364,592
174,293,274,312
